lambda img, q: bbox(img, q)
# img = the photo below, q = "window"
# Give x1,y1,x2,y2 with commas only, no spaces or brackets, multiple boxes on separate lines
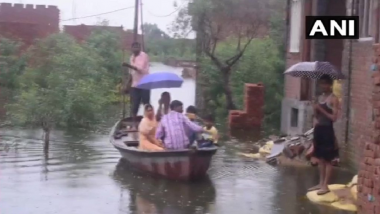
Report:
359,0,375,38
289,0,303,53
291,108,299,127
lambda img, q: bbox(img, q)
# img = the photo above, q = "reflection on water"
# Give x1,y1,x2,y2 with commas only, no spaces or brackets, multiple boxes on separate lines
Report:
0,127,355,214
113,160,216,214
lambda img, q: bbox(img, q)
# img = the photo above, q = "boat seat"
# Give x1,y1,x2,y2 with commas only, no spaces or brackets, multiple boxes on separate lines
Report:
125,141,139,147
114,131,129,139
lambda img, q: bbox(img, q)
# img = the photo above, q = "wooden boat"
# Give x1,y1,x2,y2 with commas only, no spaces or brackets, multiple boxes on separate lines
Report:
113,159,216,212
110,117,218,181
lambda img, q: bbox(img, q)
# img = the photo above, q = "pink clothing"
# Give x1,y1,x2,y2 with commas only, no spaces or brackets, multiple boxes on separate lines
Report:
130,51,149,87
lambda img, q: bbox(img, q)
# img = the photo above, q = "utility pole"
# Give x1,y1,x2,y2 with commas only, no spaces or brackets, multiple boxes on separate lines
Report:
133,0,139,42
123,0,140,119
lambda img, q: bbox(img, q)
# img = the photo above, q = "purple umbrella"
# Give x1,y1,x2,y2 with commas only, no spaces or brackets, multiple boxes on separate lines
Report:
284,61,345,80
136,72,184,90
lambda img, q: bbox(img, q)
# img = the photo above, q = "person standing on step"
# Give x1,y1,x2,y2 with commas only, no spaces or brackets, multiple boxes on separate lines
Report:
122,42,150,130
307,74,339,195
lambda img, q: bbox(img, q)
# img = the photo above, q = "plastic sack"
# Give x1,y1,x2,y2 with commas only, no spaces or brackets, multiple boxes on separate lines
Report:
331,201,357,212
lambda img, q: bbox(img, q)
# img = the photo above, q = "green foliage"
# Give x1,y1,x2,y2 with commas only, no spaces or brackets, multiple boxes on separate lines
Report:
0,38,27,89
7,34,110,129
200,37,284,131
85,29,123,85
143,23,195,61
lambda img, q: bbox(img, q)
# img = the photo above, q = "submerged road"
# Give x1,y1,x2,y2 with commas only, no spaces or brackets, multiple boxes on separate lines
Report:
0,63,354,214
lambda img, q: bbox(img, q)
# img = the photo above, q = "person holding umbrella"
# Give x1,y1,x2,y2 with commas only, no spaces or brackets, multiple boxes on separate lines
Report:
122,42,150,129
308,74,339,195
285,61,343,195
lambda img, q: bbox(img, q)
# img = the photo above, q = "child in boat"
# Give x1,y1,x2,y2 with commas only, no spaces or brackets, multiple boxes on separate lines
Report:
186,105,198,121
156,92,171,122
186,105,200,145
198,114,219,148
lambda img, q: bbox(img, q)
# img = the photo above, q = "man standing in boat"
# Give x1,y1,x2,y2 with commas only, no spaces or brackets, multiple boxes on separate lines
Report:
122,42,150,129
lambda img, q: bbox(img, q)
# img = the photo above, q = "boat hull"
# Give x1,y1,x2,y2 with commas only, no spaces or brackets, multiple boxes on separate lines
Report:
116,147,216,180
110,119,217,181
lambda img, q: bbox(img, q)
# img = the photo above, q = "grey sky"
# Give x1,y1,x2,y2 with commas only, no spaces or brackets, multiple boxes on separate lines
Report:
6,0,180,33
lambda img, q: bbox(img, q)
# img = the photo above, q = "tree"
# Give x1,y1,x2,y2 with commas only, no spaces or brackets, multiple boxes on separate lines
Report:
200,37,285,131
0,38,26,89
143,23,169,39
142,23,196,61
86,28,123,85
7,34,109,152
174,0,278,110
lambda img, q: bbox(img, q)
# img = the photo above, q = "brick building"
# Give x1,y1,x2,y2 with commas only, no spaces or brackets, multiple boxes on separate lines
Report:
283,0,377,167
283,0,380,213
0,3,60,118
0,3,60,47
63,24,142,50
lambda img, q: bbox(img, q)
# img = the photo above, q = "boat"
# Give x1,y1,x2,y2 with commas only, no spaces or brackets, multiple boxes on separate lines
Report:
113,159,216,213
110,117,218,181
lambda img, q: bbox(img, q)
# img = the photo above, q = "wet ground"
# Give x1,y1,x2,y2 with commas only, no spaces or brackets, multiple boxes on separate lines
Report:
0,63,355,213
0,128,355,214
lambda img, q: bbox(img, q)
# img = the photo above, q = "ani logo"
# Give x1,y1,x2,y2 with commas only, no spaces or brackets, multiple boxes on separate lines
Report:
305,16,359,39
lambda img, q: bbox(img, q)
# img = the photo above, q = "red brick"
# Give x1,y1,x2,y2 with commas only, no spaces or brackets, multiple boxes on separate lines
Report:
368,151,376,158
0,3,60,49
366,158,375,165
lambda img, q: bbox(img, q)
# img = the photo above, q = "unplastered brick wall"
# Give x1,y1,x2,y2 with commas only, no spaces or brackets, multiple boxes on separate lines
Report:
0,3,59,30
357,43,380,214
340,40,375,170
0,3,60,48
228,83,264,130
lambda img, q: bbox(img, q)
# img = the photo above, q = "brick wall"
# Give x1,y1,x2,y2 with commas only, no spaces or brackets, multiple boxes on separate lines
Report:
357,43,380,214
0,3,59,30
341,40,374,169
0,3,60,48
0,22,42,48
228,83,264,130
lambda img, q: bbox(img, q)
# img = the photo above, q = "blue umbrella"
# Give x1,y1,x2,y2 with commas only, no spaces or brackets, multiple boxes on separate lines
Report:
136,72,184,90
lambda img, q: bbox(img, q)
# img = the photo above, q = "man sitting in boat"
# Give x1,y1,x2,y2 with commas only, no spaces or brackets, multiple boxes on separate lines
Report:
155,100,205,150
138,104,164,151
156,91,171,121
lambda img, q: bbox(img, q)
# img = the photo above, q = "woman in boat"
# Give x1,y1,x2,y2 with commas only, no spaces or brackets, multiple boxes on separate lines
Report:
138,104,164,151
308,74,339,195
156,92,171,121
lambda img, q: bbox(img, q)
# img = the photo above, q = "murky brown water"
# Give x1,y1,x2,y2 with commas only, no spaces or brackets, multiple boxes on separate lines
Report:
0,63,355,214
0,127,355,214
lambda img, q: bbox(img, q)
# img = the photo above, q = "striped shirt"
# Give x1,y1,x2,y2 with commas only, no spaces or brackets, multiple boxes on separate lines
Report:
155,111,203,150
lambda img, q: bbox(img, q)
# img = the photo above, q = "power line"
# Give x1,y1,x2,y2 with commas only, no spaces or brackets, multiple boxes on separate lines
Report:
145,5,183,17
61,6,135,22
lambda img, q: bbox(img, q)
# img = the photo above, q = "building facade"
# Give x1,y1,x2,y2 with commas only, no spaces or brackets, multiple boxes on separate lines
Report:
283,0,378,168
283,0,380,213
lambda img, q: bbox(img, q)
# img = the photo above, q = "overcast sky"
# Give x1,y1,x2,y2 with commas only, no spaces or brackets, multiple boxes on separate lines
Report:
6,0,181,34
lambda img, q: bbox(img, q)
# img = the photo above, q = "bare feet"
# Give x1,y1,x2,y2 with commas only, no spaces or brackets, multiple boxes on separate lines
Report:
308,185,321,191
317,187,330,195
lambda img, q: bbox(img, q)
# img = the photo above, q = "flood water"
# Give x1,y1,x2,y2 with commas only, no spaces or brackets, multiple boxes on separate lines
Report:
0,63,355,214
0,129,355,214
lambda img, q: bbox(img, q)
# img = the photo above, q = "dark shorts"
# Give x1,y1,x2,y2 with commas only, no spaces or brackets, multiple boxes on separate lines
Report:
130,87,150,115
